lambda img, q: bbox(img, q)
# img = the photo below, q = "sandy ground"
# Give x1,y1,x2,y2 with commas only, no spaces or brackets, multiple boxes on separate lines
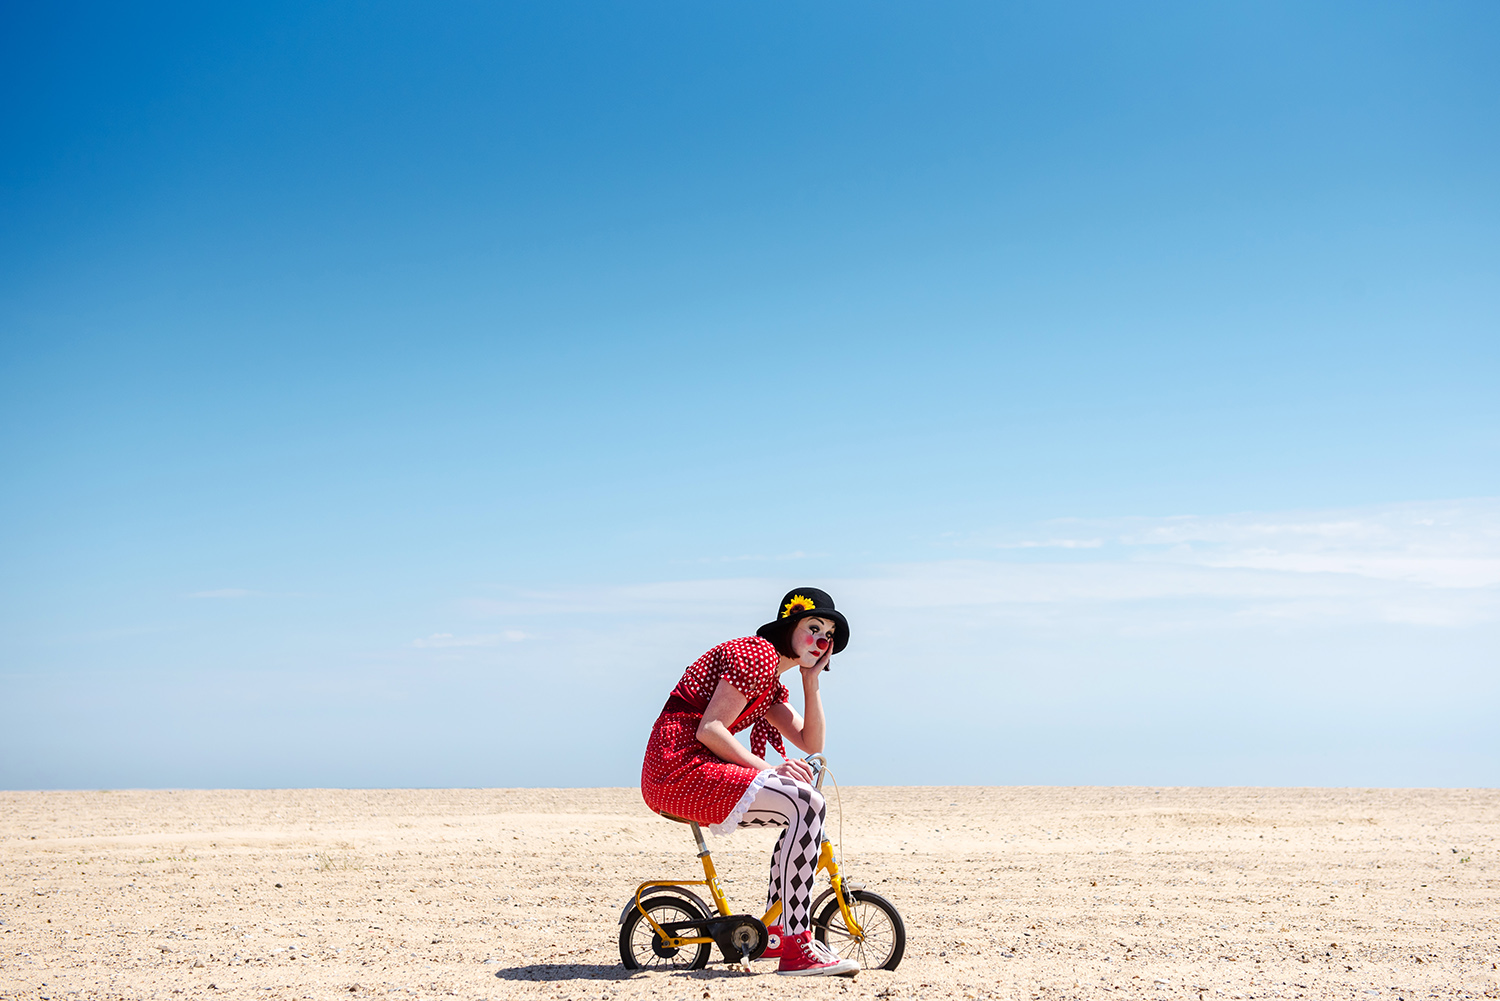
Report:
1,785,1496,1001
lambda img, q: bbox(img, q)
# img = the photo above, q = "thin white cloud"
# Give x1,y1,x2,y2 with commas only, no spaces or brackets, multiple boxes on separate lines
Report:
1118,499,1500,589
1190,552,1500,588
409,631,529,649
682,550,823,564
992,538,1104,550
462,577,776,619
838,559,1497,630
459,499,1500,635
963,499,1500,588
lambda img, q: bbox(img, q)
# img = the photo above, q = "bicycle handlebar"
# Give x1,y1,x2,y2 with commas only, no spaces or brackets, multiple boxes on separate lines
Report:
805,753,828,790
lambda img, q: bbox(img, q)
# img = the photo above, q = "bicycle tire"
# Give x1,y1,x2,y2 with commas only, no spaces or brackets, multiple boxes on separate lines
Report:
619,894,712,971
813,889,905,970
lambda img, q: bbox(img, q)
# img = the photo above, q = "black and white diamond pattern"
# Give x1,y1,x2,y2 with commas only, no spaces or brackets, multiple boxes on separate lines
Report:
739,772,826,933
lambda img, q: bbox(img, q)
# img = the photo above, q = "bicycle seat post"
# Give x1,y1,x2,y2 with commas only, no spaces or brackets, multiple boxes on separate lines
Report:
688,822,733,918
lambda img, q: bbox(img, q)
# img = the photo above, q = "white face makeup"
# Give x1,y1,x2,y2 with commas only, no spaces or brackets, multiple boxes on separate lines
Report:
789,617,836,664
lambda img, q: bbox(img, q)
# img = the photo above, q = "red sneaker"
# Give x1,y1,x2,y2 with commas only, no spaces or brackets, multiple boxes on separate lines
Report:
760,924,787,961
776,929,860,977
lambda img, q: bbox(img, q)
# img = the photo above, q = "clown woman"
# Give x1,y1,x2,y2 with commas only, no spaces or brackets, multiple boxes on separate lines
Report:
639,588,857,977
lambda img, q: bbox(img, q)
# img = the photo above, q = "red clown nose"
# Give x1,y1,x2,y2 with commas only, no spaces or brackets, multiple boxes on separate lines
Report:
814,636,829,650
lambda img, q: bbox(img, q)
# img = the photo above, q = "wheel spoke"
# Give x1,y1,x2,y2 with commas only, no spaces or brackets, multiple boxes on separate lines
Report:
823,901,896,967
627,903,704,969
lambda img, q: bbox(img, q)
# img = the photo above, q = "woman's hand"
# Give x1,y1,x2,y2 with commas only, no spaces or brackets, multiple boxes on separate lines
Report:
774,758,816,785
800,645,831,681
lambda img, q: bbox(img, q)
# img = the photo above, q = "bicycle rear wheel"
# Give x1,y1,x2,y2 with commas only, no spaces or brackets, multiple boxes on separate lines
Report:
619,895,712,971
813,889,905,970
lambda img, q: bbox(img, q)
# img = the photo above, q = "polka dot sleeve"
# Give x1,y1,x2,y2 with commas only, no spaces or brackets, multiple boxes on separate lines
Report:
720,637,777,703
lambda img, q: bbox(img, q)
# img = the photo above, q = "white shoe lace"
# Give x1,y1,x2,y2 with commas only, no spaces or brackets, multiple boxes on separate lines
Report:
810,939,847,965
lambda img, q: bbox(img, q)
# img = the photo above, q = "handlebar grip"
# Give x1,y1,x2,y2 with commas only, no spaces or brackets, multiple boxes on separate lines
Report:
805,754,827,790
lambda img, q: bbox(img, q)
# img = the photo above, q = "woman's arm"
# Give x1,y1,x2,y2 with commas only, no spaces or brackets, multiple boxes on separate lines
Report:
695,679,761,768
766,653,828,753
697,677,816,784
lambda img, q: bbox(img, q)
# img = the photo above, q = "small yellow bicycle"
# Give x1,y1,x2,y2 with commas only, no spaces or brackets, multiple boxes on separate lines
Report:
618,754,905,973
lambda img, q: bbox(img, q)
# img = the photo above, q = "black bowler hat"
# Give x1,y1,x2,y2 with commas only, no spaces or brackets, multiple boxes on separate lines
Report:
755,587,850,656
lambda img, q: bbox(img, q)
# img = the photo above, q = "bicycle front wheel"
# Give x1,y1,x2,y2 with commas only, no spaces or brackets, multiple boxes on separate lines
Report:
813,889,905,971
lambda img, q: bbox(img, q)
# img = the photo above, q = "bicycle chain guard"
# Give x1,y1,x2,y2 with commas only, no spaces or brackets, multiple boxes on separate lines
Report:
707,915,768,965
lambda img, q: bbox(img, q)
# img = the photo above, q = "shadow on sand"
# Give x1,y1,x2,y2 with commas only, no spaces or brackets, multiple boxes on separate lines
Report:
494,962,758,983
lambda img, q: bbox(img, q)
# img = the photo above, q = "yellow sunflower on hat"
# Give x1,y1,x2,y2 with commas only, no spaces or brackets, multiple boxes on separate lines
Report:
781,593,817,618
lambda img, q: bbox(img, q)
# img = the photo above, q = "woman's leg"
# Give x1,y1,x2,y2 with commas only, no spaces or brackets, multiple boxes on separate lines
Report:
737,773,826,934
764,830,785,916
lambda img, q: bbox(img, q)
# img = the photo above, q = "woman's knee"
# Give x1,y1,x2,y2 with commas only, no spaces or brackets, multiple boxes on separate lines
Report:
769,774,825,819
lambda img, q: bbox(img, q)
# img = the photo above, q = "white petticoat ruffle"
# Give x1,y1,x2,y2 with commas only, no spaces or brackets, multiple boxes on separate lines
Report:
707,768,773,836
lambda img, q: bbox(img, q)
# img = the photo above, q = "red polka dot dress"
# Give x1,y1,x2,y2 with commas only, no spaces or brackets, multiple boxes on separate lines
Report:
641,636,790,835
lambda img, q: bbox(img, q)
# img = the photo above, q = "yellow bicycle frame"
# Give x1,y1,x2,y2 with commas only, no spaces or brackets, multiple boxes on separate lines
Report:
632,821,866,952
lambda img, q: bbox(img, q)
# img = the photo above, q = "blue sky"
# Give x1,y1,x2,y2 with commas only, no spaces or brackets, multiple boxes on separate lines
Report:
2,2,1496,790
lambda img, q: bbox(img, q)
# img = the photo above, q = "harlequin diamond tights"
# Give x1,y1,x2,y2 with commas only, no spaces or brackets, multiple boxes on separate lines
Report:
735,773,826,935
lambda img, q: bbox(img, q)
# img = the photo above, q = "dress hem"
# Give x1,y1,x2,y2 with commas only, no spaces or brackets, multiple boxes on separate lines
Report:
707,769,773,836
